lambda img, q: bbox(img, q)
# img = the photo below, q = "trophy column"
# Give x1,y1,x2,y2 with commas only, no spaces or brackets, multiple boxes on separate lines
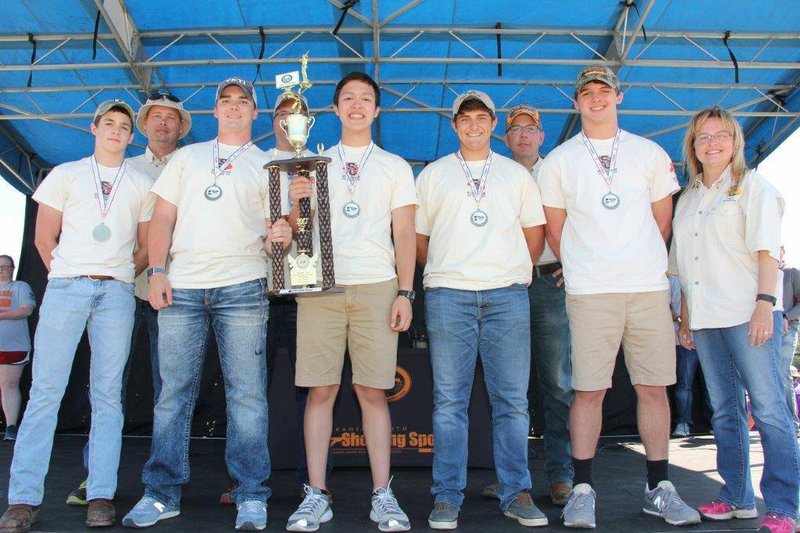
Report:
267,162,285,292
295,170,313,262
315,159,336,288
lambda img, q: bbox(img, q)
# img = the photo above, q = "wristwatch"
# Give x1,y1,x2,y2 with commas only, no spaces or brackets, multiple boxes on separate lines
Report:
756,293,777,306
146,266,167,279
397,290,416,303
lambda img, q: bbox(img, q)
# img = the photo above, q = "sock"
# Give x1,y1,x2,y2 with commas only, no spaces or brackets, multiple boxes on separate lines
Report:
572,457,594,487
646,459,669,491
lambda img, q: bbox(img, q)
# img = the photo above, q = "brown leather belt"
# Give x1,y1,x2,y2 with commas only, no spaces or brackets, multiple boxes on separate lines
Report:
82,275,115,281
532,262,561,279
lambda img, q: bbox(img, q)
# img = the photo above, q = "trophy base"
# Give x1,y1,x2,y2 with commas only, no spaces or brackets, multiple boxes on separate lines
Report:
269,285,344,297
265,155,332,173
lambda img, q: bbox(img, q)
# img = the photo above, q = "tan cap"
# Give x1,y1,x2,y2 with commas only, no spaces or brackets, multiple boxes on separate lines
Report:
93,99,135,125
136,91,192,139
505,104,542,131
452,90,495,117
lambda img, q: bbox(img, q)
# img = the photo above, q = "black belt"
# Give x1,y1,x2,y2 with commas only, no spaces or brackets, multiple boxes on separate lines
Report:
80,275,115,281
532,262,561,279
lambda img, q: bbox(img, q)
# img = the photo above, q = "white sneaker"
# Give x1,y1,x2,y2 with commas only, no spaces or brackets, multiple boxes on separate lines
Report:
286,485,332,532
370,478,410,532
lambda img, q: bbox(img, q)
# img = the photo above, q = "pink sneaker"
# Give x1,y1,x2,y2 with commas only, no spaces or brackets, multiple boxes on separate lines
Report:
757,513,797,533
698,500,758,520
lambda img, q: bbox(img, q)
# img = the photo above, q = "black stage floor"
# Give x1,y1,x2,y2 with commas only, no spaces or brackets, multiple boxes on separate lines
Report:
0,434,771,532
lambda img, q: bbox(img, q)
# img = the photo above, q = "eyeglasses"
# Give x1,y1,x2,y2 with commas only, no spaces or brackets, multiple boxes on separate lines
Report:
695,131,734,144
147,89,181,103
507,125,541,136
0,266,14,271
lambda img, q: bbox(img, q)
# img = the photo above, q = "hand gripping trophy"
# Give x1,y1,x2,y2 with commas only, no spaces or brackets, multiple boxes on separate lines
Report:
266,53,336,295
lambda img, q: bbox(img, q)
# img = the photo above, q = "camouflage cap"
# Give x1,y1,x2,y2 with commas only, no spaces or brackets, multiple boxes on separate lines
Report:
575,65,620,96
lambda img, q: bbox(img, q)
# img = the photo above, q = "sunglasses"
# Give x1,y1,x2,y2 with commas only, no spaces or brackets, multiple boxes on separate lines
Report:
147,89,181,103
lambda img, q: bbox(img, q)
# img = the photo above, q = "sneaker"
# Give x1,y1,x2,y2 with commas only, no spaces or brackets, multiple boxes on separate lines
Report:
287,485,333,532
66,480,88,506
235,500,266,531
562,483,596,529
643,481,701,526
757,513,797,533
672,423,690,438
481,482,499,499
220,482,238,506
504,491,548,527
370,480,410,532
428,502,458,530
121,496,180,528
698,500,758,520
3,425,17,441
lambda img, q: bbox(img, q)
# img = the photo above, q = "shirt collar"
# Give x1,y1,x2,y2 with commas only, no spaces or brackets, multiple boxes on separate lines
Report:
145,146,176,168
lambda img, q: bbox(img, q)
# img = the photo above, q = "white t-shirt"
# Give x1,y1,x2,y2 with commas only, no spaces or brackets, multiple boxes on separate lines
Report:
128,147,176,300
32,157,154,283
538,130,679,295
668,168,784,329
151,140,278,289
416,152,546,290
308,143,417,286
529,158,558,266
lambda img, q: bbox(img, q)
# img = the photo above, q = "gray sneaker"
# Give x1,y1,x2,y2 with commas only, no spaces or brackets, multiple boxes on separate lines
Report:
562,483,596,529
428,502,458,530
370,480,410,532
121,496,180,528
235,500,266,531
504,492,548,527
643,481,701,526
287,486,332,532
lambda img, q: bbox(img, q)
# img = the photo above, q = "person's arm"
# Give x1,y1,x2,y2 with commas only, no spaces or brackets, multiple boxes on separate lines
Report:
522,225,545,265
785,269,800,322
416,234,429,268
34,204,63,272
390,204,416,332
651,195,674,242
0,304,34,320
264,218,293,254
749,250,780,346
147,197,177,310
133,221,149,276
543,207,566,260
678,295,695,349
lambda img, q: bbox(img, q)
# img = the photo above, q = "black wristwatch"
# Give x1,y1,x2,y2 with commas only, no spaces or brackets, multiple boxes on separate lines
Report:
756,293,777,306
397,290,416,303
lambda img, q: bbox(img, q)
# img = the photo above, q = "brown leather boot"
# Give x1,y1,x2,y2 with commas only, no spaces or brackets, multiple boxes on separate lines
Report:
0,504,39,533
550,481,573,506
85,499,115,528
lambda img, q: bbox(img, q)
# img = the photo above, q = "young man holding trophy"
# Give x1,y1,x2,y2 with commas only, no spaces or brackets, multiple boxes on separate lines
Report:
122,77,292,531
284,72,417,533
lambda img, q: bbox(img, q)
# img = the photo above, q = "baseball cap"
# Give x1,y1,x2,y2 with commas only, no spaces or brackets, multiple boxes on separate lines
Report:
452,90,495,118
274,91,309,114
505,104,542,132
136,90,192,139
575,65,620,96
216,77,257,107
93,99,135,125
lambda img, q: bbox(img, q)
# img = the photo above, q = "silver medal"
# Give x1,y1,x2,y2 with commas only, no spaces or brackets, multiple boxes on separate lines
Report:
343,201,361,218
470,209,488,227
601,192,620,210
204,184,222,201
92,223,112,243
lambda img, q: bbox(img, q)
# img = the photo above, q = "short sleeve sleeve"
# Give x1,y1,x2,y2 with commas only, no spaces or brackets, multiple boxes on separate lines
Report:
32,164,70,212
538,157,566,209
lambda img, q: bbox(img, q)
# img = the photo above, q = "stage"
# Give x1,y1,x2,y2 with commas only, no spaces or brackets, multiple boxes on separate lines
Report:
0,433,770,532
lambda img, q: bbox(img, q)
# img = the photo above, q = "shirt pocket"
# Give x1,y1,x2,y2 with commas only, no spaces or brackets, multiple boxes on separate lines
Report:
707,199,744,246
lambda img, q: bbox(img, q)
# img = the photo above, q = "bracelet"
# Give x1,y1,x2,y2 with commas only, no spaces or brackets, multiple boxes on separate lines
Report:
756,293,777,306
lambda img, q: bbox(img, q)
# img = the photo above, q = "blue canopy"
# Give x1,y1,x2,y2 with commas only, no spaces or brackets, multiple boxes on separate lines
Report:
1,0,799,193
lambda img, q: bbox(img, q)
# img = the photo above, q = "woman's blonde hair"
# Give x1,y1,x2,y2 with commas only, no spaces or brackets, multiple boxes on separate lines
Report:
682,106,748,190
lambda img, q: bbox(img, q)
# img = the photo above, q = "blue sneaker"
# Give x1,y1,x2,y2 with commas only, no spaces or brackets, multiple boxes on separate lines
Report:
121,496,179,528
235,500,266,531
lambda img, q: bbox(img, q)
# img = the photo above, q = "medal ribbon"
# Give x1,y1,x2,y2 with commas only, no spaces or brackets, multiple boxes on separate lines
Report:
337,142,375,196
91,156,126,220
580,130,621,190
212,138,254,178
455,150,493,207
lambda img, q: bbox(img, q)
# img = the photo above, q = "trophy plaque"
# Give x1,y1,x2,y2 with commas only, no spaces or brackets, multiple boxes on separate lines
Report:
266,54,336,296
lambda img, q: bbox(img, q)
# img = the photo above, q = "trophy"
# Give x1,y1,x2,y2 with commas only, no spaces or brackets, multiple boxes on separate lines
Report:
266,53,336,296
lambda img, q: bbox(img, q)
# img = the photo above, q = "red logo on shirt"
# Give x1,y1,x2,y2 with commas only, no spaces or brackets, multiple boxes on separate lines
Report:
345,162,359,176
598,155,612,170
101,181,112,196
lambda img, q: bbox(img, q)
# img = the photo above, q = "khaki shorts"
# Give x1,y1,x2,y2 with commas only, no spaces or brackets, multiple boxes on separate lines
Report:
295,278,399,389
566,290,675,391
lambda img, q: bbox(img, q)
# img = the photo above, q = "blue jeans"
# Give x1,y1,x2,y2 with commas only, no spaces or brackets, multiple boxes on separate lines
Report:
83,297,160,470
674,345,713,426
693,312,800,520
9,277,135,505
528,274,573,485
142,279,271,507
426,285,532,511
781,321,799,429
